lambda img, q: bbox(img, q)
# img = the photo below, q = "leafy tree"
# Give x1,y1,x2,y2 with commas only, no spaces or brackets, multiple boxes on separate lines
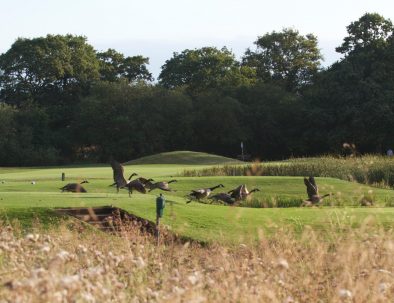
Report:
97,48,153,83
0,103,18,162
75,82,193,161
243,28,322,92
304,12,394,154
159,47,255,91
336,13,394,55
0,34,100,106
234,83,303,159
189,90,246,156
0,103,59,165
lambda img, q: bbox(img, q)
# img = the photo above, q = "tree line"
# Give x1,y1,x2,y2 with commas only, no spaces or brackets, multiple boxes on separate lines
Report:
1,13,394,165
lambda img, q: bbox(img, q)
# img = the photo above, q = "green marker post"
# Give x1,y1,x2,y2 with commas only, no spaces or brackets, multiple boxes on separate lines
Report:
155,193,165,244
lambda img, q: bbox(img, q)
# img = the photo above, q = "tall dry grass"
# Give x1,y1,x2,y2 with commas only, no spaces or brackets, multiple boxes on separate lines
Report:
0,218,393,302
182,155,394,188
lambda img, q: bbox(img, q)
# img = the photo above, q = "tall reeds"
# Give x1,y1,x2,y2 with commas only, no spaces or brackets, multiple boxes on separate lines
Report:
182,155,394,188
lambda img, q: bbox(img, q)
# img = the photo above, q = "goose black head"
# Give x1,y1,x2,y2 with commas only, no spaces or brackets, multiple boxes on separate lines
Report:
81,180,89,184
128,173,138,180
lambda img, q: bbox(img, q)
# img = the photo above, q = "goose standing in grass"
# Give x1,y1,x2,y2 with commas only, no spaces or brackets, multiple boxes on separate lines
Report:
302,176,330,206
228,185,260,201
148,180,177,192
60,180,89,193
209,192,236,205
186,184,224,203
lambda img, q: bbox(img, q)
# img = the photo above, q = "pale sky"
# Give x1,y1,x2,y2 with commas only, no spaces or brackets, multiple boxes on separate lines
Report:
1,0,393,79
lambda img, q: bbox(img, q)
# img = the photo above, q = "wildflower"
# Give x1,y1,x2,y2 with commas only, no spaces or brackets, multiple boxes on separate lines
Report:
0,243,10,251
60,275,80,288
53,290,68,301
378,269,393,276
80,292,96,303
379,282,390,294
57,250,71,261
133,256,146,268
277,258,289,270
86,266,105,278
31,268,46,278
77,244,88,253
283,296,294,303
146,287,160,298
25,233,40,242
190,295,206,303
173,286,185,295
40,245,51,253
338,289,352,299
187,272,200,285
278,279,285,286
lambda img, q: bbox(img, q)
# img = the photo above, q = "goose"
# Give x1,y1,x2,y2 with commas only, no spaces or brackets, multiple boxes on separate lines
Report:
209,192,236,205
109,175,149,187
135,177,154,185
360,197,374,206
148,180,177,192
125,177,155,197
302,176,330,206
228,185,260,201
60,180,89,193
186,184,224,203
110,159,138,193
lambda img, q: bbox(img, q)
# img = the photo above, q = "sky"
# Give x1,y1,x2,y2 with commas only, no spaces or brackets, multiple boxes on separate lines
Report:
1,0,393,79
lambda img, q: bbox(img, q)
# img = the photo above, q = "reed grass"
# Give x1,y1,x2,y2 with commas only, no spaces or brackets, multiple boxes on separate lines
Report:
182,155,394,188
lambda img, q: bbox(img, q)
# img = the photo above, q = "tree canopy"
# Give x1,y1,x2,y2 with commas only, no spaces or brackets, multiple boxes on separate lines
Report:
1,14,393,165
158,47,255,91
336,13,394,55
242,28,322,92
97,48,153,83
0,34,100,105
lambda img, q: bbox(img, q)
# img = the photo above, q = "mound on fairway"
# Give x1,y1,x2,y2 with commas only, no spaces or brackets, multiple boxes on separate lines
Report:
124,151,241,165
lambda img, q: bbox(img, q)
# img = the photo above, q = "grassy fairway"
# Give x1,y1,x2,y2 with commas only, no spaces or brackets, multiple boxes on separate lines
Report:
1,159,394,244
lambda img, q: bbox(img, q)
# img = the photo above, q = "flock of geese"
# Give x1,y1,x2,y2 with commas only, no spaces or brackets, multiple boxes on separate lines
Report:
59,160,332,206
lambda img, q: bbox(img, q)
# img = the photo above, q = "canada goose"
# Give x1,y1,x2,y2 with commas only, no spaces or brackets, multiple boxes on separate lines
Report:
186,184,224,203
125,178,155,197
228,185,260,201
360,197,374,206
109,173,139,188
110,159,137,193
148,180,177,192
209,192,236,205
135,177,154,185
60,180,89,193
303,176,330,206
